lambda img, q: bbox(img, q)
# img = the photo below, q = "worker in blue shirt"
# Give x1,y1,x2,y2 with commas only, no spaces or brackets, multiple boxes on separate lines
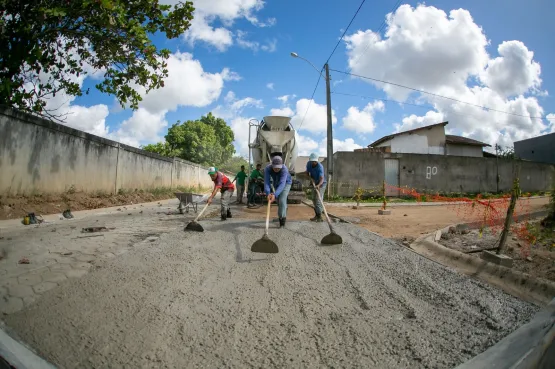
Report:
303,152,327,222
264,155,292,228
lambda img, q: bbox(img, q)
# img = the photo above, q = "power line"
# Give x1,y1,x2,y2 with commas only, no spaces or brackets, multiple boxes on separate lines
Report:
326,0,367,64
331,91,516,122
298,70,324,130
330,69,546,120
352,0,402,65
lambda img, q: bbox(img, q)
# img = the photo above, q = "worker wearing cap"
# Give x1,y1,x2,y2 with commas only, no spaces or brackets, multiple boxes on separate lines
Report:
207,167,235,221
303,153,327,222
264,156,292,228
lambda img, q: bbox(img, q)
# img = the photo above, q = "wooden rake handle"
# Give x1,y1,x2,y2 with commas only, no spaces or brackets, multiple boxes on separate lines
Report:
312,180,334,232
194,202,210,222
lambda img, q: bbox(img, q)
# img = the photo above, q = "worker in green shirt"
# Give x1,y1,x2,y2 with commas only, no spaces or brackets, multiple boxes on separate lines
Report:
232,165,248,204
247,163,264,207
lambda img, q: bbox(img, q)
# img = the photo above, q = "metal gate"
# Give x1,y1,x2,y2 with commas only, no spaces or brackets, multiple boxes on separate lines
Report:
384,159,400,197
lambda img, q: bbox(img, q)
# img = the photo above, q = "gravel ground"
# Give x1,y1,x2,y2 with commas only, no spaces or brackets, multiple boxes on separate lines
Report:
3,219,539,369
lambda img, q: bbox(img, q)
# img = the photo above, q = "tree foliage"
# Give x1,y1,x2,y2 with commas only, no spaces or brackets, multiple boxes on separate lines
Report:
495,145,517,160
0,0,194,119
142,113,236,166
219,156,249,174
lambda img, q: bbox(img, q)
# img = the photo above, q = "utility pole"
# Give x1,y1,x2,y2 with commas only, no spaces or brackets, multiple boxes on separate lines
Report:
495,144,500,193
325,63,333,198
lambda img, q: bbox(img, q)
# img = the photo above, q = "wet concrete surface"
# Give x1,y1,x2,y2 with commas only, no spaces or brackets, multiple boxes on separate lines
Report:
1,216,539,369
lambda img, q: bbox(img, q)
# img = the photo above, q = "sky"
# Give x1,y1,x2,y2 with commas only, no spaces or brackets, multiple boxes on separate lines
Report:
48,0,555,159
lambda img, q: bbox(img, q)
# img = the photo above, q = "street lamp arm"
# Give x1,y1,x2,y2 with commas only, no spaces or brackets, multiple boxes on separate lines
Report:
290,52,326,80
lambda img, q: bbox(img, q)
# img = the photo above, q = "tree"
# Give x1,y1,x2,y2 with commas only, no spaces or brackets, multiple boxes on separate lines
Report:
142,114,236,166
495,144,517,160
220,156,249,174
0,0,194,120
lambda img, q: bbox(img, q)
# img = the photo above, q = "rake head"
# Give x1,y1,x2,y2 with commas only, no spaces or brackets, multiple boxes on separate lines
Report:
321,231,343,245
251,234,279,253
184,221,204,232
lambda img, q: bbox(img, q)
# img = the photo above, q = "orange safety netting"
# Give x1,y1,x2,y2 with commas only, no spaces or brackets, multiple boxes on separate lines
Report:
383,183,535,257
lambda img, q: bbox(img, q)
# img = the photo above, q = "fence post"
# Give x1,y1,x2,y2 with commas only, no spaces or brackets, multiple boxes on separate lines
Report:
497,177,520,255
382,179,387,210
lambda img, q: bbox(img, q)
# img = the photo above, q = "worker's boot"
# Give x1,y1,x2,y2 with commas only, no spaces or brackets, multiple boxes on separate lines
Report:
221,211,227,221
310,214,323,222
227,209,232,218
279,217,286,228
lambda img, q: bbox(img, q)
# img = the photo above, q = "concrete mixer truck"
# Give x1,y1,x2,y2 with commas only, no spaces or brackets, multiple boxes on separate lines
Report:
248,115,305,204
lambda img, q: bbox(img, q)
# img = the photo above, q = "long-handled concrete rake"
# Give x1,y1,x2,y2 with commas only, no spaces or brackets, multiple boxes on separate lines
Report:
184,202,210,232
251,196,279,253
312,181,343,245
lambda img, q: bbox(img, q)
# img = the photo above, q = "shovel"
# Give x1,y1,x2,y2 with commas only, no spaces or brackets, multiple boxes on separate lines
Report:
184,202,210,232
251,196,279,254
312,181,343,245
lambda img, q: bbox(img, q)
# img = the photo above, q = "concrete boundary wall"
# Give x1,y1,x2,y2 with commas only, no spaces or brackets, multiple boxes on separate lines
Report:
331,151,555,197
0,108,214,195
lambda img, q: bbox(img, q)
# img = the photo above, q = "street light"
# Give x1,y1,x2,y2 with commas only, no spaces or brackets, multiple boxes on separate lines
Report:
290,52,334,198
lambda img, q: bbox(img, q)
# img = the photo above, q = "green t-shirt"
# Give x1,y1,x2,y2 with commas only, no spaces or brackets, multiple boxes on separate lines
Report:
235,171,248,185
250,169,263,180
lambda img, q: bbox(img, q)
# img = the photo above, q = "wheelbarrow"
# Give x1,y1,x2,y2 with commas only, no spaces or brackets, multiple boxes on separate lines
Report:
174,192,204,214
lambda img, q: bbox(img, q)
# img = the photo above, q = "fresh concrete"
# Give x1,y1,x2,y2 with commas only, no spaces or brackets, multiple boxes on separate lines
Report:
456,297,555,369
1,214,540,368
481,250,514,268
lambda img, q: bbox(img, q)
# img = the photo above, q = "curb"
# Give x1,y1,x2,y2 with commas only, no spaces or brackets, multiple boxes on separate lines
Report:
324,195,551,208
455,297,555,369
0,325,56,369
410,226,555,306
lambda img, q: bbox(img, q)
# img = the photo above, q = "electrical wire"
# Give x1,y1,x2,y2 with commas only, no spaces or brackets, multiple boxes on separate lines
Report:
330,69,547,120
331,91,527,123
298,70,323,131
351,0,402,65
326,0,367,64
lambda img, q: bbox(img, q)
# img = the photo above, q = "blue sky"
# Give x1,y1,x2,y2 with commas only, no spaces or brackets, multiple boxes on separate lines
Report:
65,0,555,157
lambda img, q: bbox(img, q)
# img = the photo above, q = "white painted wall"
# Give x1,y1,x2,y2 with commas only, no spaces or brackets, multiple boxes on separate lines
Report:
376,125,446,155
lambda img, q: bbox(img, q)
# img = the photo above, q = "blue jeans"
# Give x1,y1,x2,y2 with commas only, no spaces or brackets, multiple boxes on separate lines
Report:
277,183,291,218
312,183,327,216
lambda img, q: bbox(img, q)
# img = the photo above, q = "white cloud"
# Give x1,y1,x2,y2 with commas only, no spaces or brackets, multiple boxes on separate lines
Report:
211,91,264,156
288,98,337,134
547,113,555,125
107,52,237,147
165,0,275,51
342,100,385,133
111,109,168,147
394,110,445,133
480,41,542,97
297,134,319,156
277,95,296,104
135,52,233,114
344,3,549,147
270,107,295,116
236,31,277,52
297,135,362,156
65,104,110,137
266,83,274,90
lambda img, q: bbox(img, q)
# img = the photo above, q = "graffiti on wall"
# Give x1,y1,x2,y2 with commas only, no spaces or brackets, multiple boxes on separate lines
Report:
426,166,438,179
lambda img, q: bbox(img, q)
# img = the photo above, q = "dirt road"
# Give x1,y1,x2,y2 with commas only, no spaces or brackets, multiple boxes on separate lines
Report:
3,217,538,369
238,196,550,239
